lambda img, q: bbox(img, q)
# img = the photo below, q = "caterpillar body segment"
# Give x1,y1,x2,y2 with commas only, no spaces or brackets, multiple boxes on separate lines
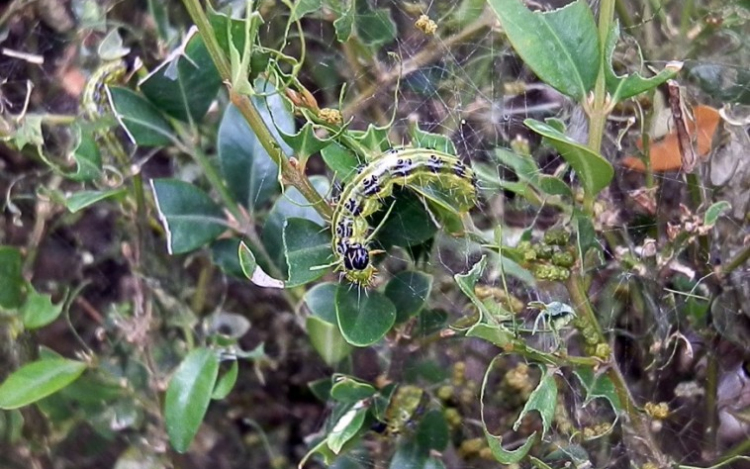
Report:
82,61,127,120
330,148,477,286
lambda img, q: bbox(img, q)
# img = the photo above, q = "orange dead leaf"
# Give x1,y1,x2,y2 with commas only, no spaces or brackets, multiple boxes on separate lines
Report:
621,105,721,172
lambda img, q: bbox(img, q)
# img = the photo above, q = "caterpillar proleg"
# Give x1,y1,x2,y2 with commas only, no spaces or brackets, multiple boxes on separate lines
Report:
331,148,477,286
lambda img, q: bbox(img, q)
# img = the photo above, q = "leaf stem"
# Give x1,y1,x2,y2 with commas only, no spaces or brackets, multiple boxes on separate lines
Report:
180,0,332,220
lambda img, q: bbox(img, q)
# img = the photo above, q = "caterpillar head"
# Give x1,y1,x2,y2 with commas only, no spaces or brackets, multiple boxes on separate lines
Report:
343,244,377,286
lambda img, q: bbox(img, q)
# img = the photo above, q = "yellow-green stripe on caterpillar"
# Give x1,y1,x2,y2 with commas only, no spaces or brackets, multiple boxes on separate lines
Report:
82,61,127,120
331,147,477,287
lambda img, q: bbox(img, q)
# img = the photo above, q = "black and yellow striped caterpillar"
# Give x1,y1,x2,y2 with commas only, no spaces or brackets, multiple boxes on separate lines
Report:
330,147,477,286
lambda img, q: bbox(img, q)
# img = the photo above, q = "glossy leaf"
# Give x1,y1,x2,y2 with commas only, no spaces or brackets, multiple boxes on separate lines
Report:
336,286,396,346
283,218,330,287
307,316,354,365
321,142,363,184
385,271,433,323
165,347,220,453
140,34,221,122
513,366,558,437
65,189,127,213
487,0,598,100
211,238,245,278
211,360,238,400
330,375,376,402
525,119,613,198
217,80,294,211
0,247,24,309
327,402,367,454
68,126,102,181
151,179,226,254
0,358,87,409
305,282,339,323
109,87,174,147
375,191,438,249
262,176,329,271
21,287,63,330
416,410,449,452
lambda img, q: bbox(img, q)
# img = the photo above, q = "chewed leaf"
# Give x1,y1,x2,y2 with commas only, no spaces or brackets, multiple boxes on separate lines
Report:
512,365,558,438
238,242,284,289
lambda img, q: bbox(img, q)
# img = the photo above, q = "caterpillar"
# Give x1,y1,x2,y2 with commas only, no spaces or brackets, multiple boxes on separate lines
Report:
81,61,128,161
330,147,477,287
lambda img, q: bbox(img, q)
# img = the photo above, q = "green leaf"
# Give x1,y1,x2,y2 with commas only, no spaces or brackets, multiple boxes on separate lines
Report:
573,208,599,261
375,190,438,249
165,347,220,453
513,366,558,438
211,360,238,400
262,176,329,271
409,125,457,155
211,238,245,278
466,323,514,348
279,122,331,160
283,218,331,287
330,375,376,402
140,34,221,122
336,286,396,346
525,119,613,198
65,189,127,213
305,282,339,323
151,179,227,254
455,256,514,321
306,283,354,365
0,246,24,309
354,0,396,47
238,241,284,289
321,142,363,184
604,23,679,102
333,1,355,42
416,410,449,452
573,367,622,413
385,271,433,323
307,316,354,365
389,440,428,468
704,201,731,227
327,402,367,454
68,126,102,181
0,358,87,409
21,287,63,330
218,80,294,211
109,87,174,147
481,355,537,464
291,0,322,20
487,0,599,100
484,430,537,464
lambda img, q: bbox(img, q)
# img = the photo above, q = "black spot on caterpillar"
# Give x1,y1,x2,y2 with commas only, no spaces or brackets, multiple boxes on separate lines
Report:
331,148,476,286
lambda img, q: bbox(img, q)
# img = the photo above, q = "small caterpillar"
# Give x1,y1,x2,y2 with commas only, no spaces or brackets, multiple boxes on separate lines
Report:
81,61,128,161
331,147,477,286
